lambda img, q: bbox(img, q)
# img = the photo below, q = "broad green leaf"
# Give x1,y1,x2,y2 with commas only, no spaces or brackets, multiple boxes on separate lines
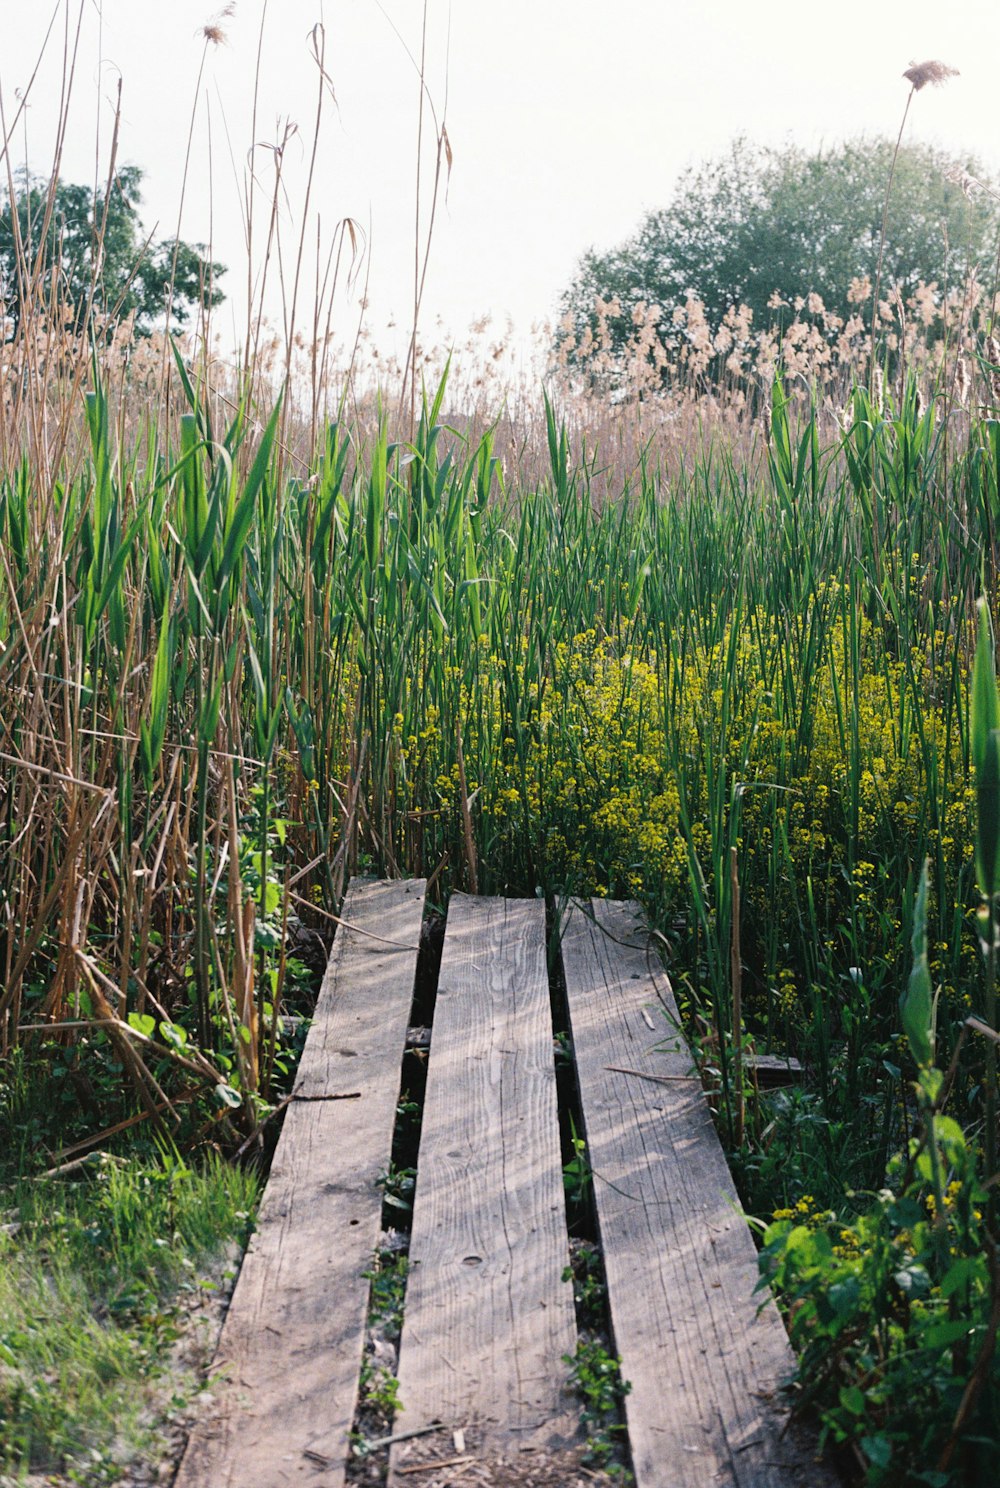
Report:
971,597,1000,777
977,727,1000,898
901,859,934,1067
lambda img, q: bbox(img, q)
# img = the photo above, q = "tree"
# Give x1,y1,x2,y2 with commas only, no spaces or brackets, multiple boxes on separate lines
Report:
558,137,1000,374
0,164,225,340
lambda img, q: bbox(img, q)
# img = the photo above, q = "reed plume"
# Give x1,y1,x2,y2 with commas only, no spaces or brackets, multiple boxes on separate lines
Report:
870,59,959,396
902,60,960,91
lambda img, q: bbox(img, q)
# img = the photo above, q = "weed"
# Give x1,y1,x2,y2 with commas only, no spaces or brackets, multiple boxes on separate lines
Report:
562,1115,592,1209
350,1251,409,1460
0,1153,257,1482
563,1338,632,1477
376,1165,416,1221
562,1241,607,1320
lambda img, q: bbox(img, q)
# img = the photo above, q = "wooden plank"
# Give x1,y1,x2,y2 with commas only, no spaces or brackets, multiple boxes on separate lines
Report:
175,878,426,1488
559,899,831,1488
294,880,424,1099
391,894,577,1474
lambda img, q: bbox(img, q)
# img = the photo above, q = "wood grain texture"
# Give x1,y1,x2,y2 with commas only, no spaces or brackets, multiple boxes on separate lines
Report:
390,895,577,1475
559,899,833,1488
175,878,426,1488
294,878,425,1100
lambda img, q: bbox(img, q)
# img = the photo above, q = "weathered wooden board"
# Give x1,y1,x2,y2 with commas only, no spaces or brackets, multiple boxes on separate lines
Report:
293,880,425,1099
175,878,426,1488
390,895,577,1475
559,899,831,1488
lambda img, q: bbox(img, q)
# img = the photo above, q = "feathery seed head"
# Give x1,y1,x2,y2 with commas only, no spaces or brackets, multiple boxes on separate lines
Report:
986,337,1000,404
945,162,981,200
202,4,234,44
903,60,959,91
956,356,970,406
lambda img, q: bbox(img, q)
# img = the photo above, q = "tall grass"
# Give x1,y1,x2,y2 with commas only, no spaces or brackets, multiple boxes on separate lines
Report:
0,1144,257,1482
1,344,998,1189
0,0,997,1223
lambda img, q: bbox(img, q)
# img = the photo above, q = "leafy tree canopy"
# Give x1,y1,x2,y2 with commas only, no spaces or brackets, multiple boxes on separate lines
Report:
0,164,225,340
559,136,1000,364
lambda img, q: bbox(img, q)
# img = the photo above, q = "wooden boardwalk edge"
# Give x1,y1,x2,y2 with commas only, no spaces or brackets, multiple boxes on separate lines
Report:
559,898,834,1488
174,878,426,1488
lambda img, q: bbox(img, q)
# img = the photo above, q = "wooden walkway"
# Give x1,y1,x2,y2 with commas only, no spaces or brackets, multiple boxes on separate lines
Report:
176,883,833,1488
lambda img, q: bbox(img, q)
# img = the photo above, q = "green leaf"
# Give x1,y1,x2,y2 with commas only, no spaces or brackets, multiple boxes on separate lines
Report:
893,1262,931,1297
838,1385,866,1417
198,673,225,749
900,859,934,1067
971,597,1000,778
925,1318,973,1348
861,1435,893,1471
140,602,172,784
828,1276,861,1317
977,727,1000,898
218,399,282,592
127,1012,156,1038
159,1021,188,1051
941,1256,981,1297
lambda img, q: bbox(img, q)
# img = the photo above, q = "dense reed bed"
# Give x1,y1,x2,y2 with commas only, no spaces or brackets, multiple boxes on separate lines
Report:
0,360,991,1143
4,10,996,1478
7,352,1000,1478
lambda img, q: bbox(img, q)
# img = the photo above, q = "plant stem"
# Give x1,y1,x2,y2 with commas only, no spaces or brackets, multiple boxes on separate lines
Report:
870,88,914,393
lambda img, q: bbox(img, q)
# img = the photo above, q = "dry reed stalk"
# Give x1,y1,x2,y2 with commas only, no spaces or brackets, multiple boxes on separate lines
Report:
729,846,744,1148
225,755,258,1092
76,954,174,1134
456,722,478,896
871,60,959,394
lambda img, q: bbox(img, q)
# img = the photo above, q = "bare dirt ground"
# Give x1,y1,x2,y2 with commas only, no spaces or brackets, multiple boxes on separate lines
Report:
386,1427,621,1488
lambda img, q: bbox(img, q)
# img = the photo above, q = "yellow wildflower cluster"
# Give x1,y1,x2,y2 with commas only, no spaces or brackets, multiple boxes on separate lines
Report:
314,601,974,1027
771,1194,830,1226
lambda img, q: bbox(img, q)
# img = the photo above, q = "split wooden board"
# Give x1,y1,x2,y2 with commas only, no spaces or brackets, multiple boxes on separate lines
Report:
390,894,577,1476
174,878,426,1488
559,898,832,1488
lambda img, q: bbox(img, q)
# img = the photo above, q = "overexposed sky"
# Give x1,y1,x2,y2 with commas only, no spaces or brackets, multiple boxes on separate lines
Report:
2,0,998,354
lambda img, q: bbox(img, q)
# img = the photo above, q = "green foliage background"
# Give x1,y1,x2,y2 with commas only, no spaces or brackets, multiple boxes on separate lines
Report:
558,137,1000,370
0,165,224,338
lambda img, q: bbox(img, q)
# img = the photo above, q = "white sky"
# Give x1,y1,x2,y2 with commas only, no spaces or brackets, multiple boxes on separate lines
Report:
2,0,998,356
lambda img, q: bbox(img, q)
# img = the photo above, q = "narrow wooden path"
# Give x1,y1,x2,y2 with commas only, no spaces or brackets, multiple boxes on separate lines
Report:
175,879,426,1488
390,895,577,1472
177,882,833,1488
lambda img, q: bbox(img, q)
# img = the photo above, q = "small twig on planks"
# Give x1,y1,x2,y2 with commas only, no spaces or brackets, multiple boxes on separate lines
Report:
604,1064,700,1084
362,1422,447,1451
397,1457,476,1475
232,1094,294,1160
286,890,420,949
